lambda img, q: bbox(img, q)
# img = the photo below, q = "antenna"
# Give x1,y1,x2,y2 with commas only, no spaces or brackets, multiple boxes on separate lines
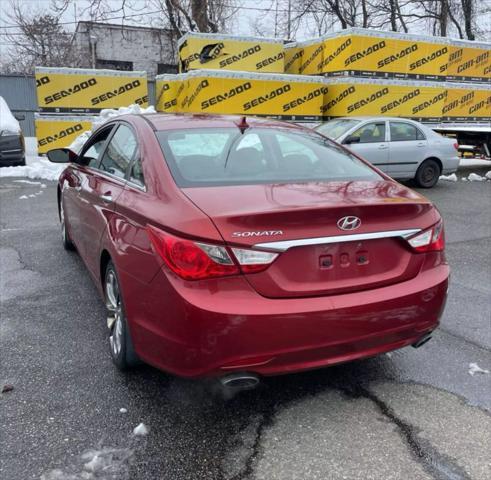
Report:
236,116,249,134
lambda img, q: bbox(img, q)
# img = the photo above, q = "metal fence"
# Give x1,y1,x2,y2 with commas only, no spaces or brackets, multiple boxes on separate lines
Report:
0,74,37,136
0,74,157,138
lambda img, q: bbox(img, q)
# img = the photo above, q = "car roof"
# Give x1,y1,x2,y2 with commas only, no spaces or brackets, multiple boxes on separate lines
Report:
325,116,425,123
139,113,307,132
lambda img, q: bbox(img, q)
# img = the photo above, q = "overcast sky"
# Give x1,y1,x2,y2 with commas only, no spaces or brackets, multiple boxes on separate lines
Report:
1,0,490,60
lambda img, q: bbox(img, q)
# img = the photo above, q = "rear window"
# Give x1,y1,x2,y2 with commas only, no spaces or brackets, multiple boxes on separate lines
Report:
156,127,381,187
316,119,361,139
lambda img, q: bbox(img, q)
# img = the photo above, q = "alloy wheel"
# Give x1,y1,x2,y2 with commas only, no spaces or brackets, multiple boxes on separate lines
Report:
106,269,123,358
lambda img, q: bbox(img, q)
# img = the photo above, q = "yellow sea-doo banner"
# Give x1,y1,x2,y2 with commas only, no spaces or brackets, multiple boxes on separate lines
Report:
445,41,490,83
322,78,448,122
321,29,452,81
35,115,94,153
442,84,491,120
297,38,324,75
184,70,326,121
284,43,304,75
35,67,148,113
177,33,284,73
155,74,185,113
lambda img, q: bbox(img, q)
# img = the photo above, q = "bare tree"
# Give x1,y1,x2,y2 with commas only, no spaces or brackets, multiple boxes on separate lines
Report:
3,1,82,73
52,0,237,36
292,0,484,40
460,0,475,40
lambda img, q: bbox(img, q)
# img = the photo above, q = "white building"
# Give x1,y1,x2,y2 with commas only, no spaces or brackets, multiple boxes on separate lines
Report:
73,21,178,77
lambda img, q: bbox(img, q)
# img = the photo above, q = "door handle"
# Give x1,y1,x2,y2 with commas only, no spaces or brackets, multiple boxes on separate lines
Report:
101,194,113,203
417,142,425,147
378,144,388,150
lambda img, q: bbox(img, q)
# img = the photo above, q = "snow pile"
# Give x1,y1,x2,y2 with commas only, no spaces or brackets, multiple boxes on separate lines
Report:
486,170,491,180
439,173,457,182
0,157,64,181
69,104,156,153
0,96,20,133
466,173,486,182
468,363,489,376
132,423,149,436
0,104,155,181
14,179,44,186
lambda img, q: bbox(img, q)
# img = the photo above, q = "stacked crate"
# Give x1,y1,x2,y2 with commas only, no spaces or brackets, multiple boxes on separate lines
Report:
34,67,149,153
158,28,490,122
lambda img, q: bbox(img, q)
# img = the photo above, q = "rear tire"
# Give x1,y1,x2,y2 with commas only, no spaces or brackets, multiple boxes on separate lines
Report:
104,261,139,370
59,197,75,251
414,159,441,188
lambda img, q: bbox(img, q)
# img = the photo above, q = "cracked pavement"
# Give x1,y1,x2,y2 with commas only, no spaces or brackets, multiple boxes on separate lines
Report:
1,175,490,480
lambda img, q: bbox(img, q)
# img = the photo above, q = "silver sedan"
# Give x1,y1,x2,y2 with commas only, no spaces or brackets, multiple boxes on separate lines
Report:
316,117,460,188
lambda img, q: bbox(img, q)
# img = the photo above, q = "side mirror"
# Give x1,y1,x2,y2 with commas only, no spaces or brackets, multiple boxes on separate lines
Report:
343,135,361,145
47,148,78,163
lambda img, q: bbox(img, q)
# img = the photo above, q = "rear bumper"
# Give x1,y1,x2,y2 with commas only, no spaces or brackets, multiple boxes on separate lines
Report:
441,156,459,175
124,254,449,378
0,150,25,166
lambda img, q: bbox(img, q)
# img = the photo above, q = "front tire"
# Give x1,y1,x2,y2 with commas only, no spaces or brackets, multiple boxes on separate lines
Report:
104,261,138,370
414,159,441,188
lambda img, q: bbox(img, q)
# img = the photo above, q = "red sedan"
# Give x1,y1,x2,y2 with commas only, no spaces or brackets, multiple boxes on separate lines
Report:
48,114,448,388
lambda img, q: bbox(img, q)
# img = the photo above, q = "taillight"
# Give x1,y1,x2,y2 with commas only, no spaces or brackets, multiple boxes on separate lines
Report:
146,225,239,280
453,142,459,150
407,221,445,253
231,248,278,274
146,226,279,280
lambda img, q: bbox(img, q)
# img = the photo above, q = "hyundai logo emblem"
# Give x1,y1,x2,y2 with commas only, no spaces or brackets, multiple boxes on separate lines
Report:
337,216,361,231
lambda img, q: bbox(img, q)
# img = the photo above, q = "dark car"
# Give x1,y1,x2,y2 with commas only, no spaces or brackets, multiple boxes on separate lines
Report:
47,114,448,389
0,96,25,167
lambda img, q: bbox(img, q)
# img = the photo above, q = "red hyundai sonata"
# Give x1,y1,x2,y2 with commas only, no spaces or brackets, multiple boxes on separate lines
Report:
48,114,448,387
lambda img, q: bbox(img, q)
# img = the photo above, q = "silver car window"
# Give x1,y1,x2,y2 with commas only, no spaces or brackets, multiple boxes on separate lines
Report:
350,122,386,143
389,122,425,142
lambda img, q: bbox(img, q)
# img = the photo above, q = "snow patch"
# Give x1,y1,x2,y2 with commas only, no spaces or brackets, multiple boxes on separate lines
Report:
13,179,42,185
0,104,155,181
467,173,485,182
486,170,491,180
119,408,128,413
41,446,134,480
468,363,489,376
132,423,149,436
439,173,457,182
0,96,20,133
69,104,156,153
0,156,64,181
19,195,28,199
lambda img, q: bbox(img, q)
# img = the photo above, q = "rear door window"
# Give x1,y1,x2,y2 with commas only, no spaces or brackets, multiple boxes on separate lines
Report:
129,157,145,188
390,122,421,142
99,124,137,179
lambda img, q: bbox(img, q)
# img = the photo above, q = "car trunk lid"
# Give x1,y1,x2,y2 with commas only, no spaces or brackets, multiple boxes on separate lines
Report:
182,180,439,298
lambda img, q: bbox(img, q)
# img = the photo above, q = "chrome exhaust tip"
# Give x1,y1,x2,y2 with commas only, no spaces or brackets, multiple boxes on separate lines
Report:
412,333,432,349
220,373,260,391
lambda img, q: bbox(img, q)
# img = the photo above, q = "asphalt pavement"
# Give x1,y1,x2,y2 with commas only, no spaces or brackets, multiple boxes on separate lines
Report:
1,172,490,480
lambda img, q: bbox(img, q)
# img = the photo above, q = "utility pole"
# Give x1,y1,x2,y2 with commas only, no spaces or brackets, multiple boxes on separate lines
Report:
274,0,278,37
286,0,292,40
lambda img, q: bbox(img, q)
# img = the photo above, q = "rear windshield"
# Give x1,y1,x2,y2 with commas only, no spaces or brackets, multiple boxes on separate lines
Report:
156,127,381,187
316,119,361,139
